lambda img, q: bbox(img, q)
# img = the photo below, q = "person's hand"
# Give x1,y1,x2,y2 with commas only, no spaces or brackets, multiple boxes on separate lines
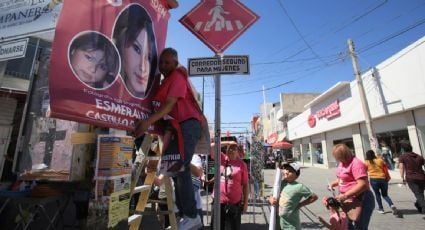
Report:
336,193,348,203
268,196,278,206
243,202,248,213
134,119,150,138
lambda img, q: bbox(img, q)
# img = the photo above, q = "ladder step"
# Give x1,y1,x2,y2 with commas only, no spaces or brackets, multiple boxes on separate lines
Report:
147,156,161,160
148,199,167,204
133,185,151,194
135,210,174,215
128,214,142,224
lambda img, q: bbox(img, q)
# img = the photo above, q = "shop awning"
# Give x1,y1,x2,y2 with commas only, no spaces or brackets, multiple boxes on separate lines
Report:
272,141,293,149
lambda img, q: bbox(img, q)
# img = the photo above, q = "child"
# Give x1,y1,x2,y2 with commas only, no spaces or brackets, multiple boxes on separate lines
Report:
269,162,318,230
318,196,348,230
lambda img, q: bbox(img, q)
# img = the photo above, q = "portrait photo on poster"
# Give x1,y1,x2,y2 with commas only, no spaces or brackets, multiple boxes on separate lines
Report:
113,3,159,99
68,31,120,89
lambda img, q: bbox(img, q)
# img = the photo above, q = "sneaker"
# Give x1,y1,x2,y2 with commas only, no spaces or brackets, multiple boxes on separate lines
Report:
178,215,202,230
377,209,385,214
414,201,422,213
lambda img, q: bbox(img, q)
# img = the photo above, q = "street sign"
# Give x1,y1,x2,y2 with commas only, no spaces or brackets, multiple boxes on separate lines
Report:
0,38,29,62
180,0,259,54
188,55,249,76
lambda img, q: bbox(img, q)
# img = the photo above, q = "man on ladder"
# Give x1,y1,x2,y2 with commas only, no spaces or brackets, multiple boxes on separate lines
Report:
135,48,210,230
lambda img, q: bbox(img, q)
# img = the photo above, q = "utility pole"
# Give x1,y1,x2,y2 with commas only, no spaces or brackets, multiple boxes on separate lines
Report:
262,85,267,142
348,38,379,152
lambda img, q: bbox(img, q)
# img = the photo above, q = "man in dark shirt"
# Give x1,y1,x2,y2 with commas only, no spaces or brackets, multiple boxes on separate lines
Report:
399,143,425,214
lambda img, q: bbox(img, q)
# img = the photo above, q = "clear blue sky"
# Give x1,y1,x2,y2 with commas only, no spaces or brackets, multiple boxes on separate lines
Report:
165,0,425,135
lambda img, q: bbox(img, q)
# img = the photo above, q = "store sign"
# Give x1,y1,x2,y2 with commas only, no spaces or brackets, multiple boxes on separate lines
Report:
188,55,249,76
308,100,341,128
308,114,316,128
267,132,277,144
316,100,340,119
0,38,28,62
0,0,63,41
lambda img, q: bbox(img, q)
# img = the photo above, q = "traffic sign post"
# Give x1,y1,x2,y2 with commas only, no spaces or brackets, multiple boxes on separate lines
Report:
180,0,259,54
180,2,258,229
188,55,250,76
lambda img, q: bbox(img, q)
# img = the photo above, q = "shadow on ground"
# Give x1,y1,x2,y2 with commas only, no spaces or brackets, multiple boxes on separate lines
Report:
301,222,323,229
205,223,268,230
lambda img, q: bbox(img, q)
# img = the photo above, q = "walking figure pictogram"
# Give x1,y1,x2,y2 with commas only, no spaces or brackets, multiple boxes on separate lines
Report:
206,0,229,31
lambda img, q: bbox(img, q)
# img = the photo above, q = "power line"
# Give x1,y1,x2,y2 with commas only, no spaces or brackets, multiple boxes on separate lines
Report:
334,0,388,33
358,17,425,53
276,0,328,65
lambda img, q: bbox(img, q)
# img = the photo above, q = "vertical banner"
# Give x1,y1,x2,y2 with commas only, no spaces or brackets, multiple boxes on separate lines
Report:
49,0,171,130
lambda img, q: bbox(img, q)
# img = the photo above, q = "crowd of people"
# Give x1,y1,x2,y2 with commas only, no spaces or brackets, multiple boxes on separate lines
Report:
133,47,425,230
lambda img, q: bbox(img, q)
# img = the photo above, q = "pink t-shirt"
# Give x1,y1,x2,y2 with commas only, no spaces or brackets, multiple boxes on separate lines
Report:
329,211,348,230
218,153,249,204
166,68,202,123
336,157,368,193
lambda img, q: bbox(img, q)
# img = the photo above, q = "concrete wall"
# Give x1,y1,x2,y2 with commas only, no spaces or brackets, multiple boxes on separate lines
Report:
280,93,320,114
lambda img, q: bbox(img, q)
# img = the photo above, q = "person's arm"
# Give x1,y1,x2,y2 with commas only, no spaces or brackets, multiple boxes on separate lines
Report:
399,162,406,184
336,177,368,202
135,96,178,137
190,163,203,177
327,178,339,193
297,193,318,209
242,182,249,212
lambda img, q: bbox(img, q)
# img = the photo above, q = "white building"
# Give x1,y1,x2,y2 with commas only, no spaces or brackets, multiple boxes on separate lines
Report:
287,36,425,170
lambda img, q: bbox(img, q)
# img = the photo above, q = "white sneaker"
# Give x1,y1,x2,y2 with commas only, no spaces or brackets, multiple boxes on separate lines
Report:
377,209,385,214
178,215,202,230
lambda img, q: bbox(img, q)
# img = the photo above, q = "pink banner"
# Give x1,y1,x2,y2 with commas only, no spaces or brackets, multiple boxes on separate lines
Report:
49,0,170,131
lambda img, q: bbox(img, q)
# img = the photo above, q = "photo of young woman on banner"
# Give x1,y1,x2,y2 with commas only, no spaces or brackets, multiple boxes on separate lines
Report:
48,0,171,131
113,4,158,99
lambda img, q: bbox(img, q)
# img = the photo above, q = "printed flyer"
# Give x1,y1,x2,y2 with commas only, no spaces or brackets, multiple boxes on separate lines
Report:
95,135,134,179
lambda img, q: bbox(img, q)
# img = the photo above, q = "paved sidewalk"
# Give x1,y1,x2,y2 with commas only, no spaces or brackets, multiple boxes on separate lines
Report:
141,166,425,229
205,167,425,230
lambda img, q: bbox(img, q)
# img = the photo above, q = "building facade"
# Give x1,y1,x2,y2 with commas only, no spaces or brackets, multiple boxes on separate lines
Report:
287,36,425,170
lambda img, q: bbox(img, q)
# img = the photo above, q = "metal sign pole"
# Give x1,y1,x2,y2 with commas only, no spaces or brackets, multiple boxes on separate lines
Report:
213,54,222,230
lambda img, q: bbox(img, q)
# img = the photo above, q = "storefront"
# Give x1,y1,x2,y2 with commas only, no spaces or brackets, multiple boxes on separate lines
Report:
287,36,425,171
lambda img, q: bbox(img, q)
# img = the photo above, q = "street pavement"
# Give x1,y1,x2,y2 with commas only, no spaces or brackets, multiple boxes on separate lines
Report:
141,166,425,229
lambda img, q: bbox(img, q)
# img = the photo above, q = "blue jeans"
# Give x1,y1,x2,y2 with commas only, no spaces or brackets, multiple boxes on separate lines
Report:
170,119,201,218
382,154,394,170
369,178,394,210
348,190,375,230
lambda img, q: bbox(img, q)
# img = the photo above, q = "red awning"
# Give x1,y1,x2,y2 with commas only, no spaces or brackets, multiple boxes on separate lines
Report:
272,141,293,149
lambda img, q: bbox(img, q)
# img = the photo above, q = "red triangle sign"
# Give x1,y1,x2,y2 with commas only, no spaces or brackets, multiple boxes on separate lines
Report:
180,0,259,54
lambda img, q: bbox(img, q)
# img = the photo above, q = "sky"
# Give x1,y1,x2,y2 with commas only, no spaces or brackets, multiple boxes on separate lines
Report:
164,0,425,136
